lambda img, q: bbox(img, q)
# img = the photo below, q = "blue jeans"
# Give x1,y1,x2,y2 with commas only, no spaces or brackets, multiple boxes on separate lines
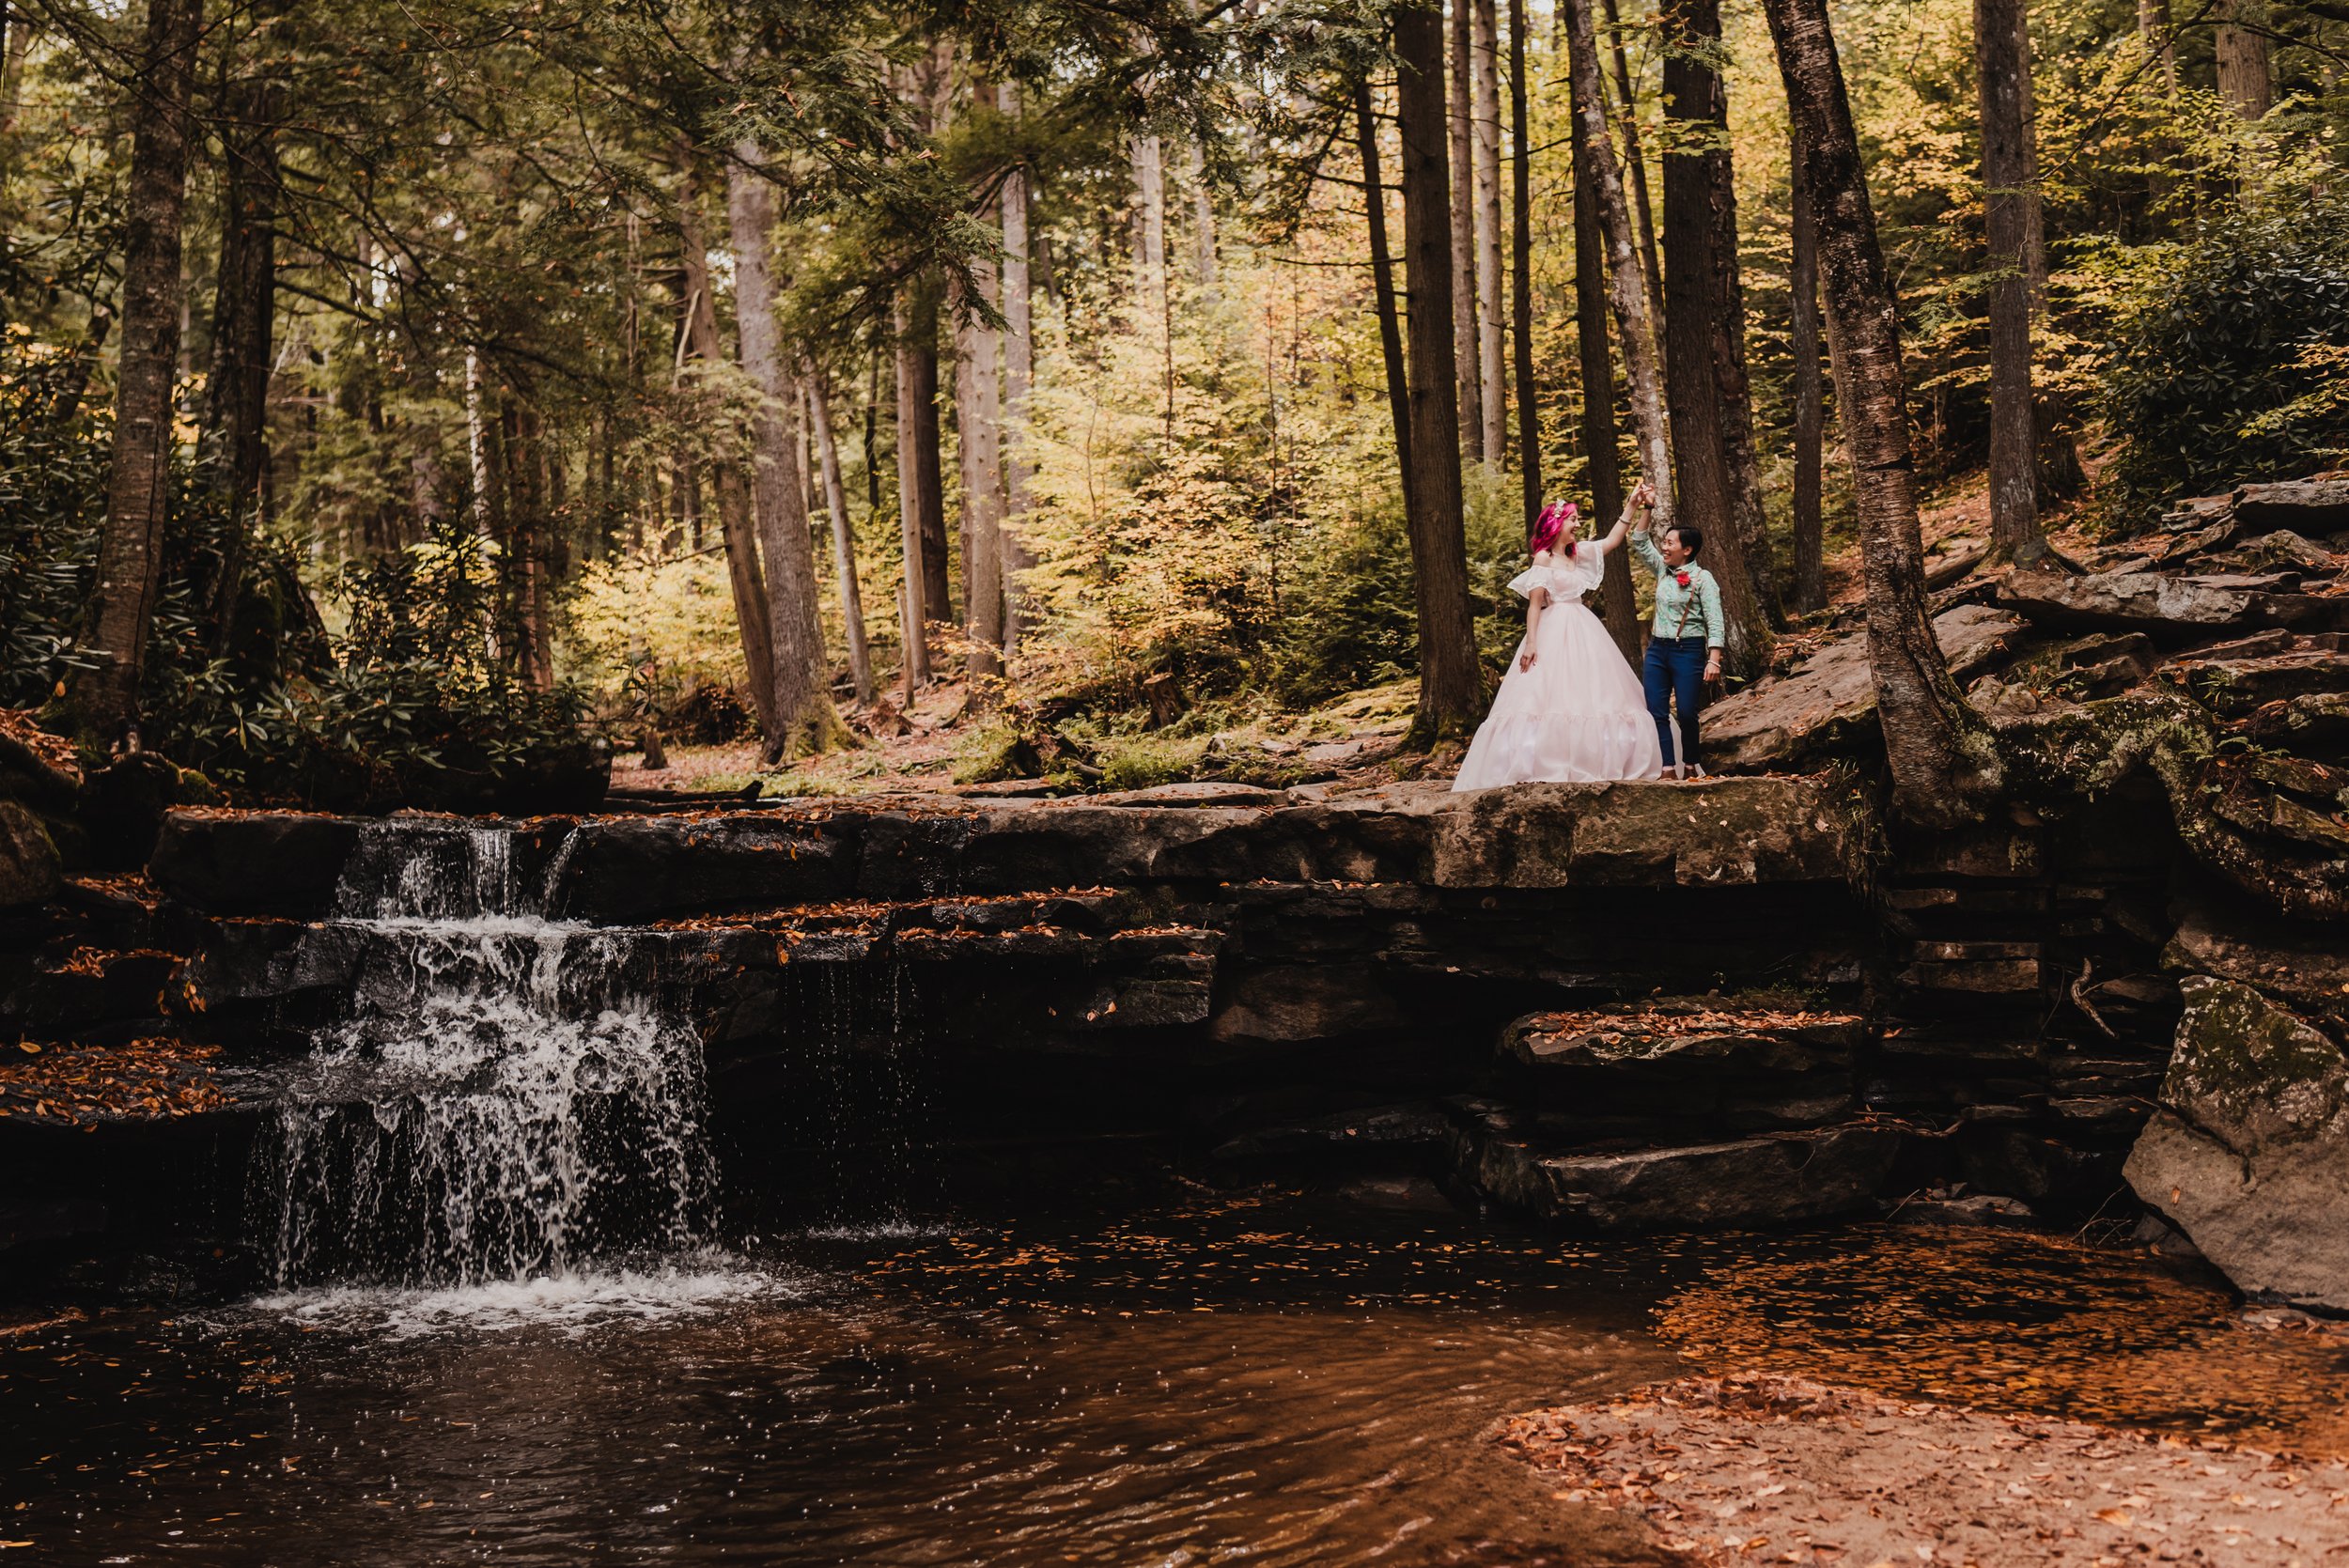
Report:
1643,636,1708,769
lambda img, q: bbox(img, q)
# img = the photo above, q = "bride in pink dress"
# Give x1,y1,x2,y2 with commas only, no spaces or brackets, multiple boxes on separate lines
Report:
1452,483,1664,791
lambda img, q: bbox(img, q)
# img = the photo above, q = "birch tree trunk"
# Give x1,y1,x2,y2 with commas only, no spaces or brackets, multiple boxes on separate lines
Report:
1447,0,1483,458
1765,0,1999,828
1976,0,2047,566
894,294,934,688
804,367,874,704
1789,129,1827,613
1560,0,1675,540
677,154,778,736
1189,142,1218,292
1509,0,1538,527
1394,1,1486,740
1472,0,1505,465
1130,130,1172,436
70,0,202,736
1600,0,1664,311
1357,79,1414,500
1001,81,1034,657
1572,48,1642,660
726,145,851,760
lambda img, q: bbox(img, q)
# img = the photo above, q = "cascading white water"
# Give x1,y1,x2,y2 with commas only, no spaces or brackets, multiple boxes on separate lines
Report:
252,819,717,1290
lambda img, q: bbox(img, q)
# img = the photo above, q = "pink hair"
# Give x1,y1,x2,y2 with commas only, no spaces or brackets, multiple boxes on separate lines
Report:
1530,500,1579,557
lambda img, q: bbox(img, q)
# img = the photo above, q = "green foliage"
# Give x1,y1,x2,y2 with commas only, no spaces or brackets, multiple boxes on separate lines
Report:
2100,193,2349,511
1096,731,1206,791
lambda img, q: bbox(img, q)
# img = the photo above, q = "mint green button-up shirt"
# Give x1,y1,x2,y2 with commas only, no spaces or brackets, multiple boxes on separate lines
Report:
1631,531,1725,649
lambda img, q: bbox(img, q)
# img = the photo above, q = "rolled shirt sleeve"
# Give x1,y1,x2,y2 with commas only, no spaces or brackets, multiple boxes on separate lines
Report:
1700,570,1724,649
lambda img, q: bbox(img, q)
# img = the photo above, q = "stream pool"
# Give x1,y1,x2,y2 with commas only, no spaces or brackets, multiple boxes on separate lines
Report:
5,1188,2346,1566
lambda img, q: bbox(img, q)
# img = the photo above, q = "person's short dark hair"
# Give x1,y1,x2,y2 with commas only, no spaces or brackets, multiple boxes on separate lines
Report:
1668,524,1704,560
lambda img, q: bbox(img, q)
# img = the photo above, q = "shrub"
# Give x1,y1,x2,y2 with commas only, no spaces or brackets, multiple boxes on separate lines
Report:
2099,195,2349,512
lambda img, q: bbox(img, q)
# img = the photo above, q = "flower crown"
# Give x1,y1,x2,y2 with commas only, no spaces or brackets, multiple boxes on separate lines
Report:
1529,500,1579,557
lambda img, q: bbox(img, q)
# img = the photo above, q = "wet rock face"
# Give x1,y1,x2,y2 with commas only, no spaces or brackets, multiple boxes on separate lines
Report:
148,813,363,917
0,800,63,911
2124,976,2349,1311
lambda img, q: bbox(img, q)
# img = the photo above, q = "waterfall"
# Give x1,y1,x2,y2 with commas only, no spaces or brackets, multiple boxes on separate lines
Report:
252,819,716,1289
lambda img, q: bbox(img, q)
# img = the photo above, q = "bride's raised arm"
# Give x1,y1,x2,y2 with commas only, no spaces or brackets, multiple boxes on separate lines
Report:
1595,478,1656,555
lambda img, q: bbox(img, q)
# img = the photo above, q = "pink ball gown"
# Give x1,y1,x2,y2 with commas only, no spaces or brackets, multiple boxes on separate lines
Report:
1451,546,1664,791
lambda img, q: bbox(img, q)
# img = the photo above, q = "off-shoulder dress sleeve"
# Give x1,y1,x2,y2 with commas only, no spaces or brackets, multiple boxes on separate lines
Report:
1551,550,1606,595
1506,566,1549,599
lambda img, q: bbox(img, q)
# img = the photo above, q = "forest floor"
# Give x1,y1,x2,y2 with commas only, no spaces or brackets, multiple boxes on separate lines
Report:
615,463,2121,802
1499,1373,2349,1567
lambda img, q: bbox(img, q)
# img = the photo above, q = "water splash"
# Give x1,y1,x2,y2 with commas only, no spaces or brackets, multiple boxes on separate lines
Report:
252,818,718,1290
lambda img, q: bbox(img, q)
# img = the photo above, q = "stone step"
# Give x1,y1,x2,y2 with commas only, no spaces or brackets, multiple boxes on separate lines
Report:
1442,1097,1901,1234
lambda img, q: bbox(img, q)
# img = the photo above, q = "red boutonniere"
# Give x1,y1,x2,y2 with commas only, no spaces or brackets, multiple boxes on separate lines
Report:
1673,571,1691,589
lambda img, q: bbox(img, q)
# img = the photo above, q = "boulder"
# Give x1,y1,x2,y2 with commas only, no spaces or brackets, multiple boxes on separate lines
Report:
80,752,180,870
1703,605,2028,774
0,800,63,910
148,810,362,917
1995,568,2346,643
1453,1105,1900,1232
1427,776,1862,890
2123,976,2349,1311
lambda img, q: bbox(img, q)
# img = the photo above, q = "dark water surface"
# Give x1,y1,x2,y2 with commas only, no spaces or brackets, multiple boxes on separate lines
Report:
6,1194,2345,1567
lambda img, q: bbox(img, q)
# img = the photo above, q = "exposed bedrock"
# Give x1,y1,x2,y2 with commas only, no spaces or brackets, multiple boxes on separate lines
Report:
2125,976,2349,1312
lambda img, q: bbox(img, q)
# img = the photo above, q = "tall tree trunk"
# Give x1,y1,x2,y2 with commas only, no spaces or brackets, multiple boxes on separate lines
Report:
1659,0,1770,669
70,0,202,737
1765,0,1999,829
1572,48,1641,660
202,14,288,658
2215,0,2272,118
1131,130,1172,435
1189,141,1218,291
1976,0,2047,566
512,402,554,690
1560,0,1675,541
955,255,1005,681
1473,0,1505,464
1789,127,1827,613
2140,0,2176,95
907,293,952,633
1600,0,1664,311
1509,0,1539,530
1357,79,1414,500
805,366,874,704
893,293,934,687
727,145,851,760
1001,81,1035,657
677,150,778,736
1448,0,1483,458
1394,1,1485,741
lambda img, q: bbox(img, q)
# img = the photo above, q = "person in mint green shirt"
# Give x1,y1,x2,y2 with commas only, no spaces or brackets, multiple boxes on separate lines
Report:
1624,481,1724,777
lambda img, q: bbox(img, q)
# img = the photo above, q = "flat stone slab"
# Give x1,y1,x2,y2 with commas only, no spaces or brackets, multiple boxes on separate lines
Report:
1500,1003,1864,1074
151,776,1869,921
1451,1105,1899,1232
1996,567,2347,641
1703,604,2027,774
